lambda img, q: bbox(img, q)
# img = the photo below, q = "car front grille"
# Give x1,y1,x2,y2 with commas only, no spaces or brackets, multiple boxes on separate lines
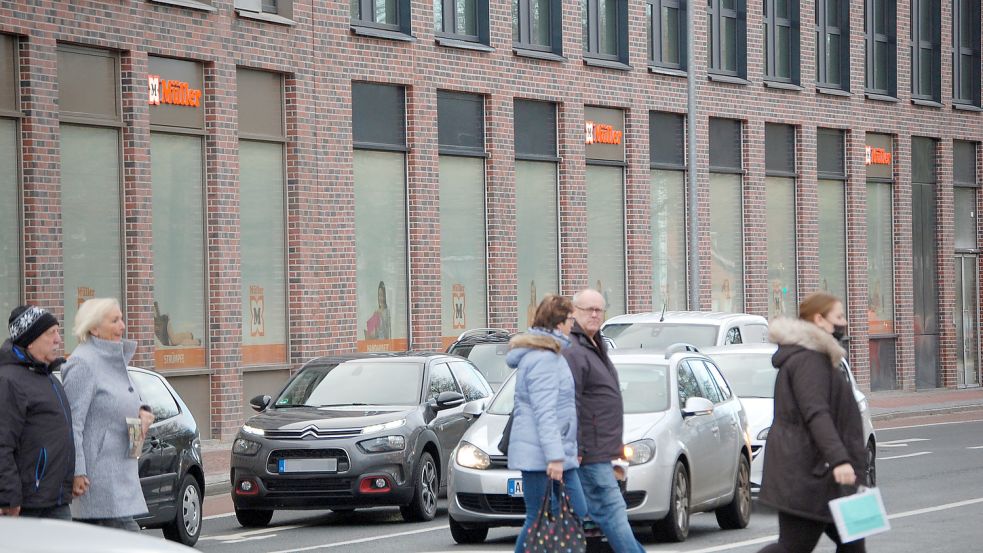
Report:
751,445,763,458
488,455,509,469
266,448,351,473
265,427,362,440
457,493,526,515
262,477,353,496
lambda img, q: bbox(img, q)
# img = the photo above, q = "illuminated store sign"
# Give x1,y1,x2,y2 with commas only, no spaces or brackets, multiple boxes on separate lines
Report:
148,75,202,107
585,120,623,145
865,145,892,165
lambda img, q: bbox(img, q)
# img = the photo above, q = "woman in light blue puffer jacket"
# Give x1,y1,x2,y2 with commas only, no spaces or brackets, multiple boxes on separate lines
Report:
507,294,588,552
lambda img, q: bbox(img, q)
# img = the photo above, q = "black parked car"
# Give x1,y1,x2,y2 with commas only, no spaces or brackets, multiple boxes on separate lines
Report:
445,329,515,391
230,352,493,527
58,367,205,546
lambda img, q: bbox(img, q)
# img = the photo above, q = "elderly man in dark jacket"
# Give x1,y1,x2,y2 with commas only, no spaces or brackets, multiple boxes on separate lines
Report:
563,289,645,553
0,305,74,519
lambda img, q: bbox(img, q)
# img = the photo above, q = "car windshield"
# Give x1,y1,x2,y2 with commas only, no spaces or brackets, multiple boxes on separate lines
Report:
275,361,424,407
454,342,513,388
603,323,719,349
709,354,777,398
485,362,669,415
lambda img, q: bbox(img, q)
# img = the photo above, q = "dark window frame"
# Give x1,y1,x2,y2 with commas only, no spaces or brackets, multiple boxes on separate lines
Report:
911,0,942,101
233,0,293,20
864,0,898,97
952,0,982,106
708,0,748,78
647,0,687,69
435,0,491,45
763,0,800,84
513,0,563,55
816,0,850,90
583,0,630,64
351,0,412,36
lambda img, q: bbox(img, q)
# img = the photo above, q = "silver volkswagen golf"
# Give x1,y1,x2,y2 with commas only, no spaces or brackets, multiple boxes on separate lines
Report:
447,346,753,544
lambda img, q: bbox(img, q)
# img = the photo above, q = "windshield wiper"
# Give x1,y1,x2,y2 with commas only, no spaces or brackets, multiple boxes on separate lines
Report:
316,402,374,407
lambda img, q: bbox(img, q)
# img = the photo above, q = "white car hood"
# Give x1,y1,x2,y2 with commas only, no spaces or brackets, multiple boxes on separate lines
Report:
738,397,774,437
622,412,668,442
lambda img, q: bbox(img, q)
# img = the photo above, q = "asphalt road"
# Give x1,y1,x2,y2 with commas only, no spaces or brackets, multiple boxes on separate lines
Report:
171,417,983,553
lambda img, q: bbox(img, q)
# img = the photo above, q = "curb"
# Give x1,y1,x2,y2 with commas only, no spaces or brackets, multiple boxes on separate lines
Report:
205,479,231,498
870,403,983,422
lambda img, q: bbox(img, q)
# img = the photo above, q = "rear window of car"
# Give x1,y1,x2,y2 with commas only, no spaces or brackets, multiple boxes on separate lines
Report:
276,361,424,407
603,323,719,349
708,354,777,399
452,342,512,388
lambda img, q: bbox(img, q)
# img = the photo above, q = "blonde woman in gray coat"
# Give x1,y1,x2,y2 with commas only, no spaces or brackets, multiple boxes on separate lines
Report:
63,298,154,531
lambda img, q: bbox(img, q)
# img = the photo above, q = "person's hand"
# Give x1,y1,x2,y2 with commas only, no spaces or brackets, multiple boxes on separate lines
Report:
73,475,90,497
0,506,21,516
833,463,857,486
139,407,155,438
546,461,564,481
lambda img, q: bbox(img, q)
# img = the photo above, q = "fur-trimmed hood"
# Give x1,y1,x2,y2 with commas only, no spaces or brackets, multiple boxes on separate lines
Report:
769,317,846,367
509,331,565,353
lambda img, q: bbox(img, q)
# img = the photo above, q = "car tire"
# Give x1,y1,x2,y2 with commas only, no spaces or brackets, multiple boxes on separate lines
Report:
162,474,203,546
715,455,751,530
653,461,689,542
866,439,877,487
449,516,488,544
235,506,274,528
400,451,438,522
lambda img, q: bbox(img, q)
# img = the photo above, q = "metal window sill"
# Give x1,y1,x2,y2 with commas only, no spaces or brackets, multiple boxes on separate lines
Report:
763,80,803,91
435,36,493,52
865,92,899,103
953,103,983,112
816,86,852,97
707,73,750,85
583,57,631,71
513,48,566,62
911,98,943,108
236,9,296,26
351,25,415,42
648,65,687,77
148,0,216,11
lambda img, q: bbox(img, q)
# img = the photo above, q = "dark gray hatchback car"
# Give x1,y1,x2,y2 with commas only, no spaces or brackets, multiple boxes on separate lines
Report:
230,352,493,527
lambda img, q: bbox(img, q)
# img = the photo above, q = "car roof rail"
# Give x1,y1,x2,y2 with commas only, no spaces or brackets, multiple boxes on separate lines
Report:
454,328,512,342
664,342,701,359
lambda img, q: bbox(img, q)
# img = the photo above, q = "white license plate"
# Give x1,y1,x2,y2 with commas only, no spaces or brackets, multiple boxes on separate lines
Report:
507,478,523,497
278,458,338,473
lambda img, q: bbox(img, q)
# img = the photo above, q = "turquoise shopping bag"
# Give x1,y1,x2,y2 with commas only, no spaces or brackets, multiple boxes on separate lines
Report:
828,486,890,543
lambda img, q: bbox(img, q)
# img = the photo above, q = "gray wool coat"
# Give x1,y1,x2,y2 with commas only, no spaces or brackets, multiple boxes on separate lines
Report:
62,337,148,519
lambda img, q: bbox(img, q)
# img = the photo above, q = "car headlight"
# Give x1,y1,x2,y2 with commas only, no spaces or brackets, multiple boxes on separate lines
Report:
757,427,771,441
362,419,406,435
233,437,261,456
357,435,406,453
241,424,265,437
623,439,656,465
455,441,491,470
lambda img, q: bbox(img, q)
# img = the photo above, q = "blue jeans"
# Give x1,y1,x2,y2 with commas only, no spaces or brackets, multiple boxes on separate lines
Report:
515,469,588,553
579,462,646,553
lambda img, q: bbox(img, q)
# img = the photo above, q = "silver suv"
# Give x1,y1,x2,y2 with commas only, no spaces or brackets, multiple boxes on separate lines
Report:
602,311,769,350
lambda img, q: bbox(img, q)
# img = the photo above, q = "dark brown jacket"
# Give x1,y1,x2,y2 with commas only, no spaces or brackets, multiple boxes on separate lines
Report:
758,318,867,523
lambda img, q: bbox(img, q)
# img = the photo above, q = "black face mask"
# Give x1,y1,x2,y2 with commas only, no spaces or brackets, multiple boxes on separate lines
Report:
832,325,847,342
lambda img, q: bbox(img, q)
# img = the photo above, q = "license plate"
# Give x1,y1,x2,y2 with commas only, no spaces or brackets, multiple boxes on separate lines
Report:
278,458,338,473
507,478,523,497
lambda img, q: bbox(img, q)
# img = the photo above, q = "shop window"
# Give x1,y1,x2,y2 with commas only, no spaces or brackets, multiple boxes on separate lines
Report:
151,133,207,369
709,118,743,313
353,82,408,352
435,0,491,47
864,0,897,97
763,0,799,84
587,165,626,317
765,124,797,318
954,140,979,250
952,0,981,107
817,128,847,301
513,0,562,55
708,0,748,78
650,111,687,310
866,135,894,334
351,0,411,37
816,0,850,90
0,118,17,320
515,100,559,326
60,125,123,353
911,0,941,102
583,0,630,66
647,0,686,69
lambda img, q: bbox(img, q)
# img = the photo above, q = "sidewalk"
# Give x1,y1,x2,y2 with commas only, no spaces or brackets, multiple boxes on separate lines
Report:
200,386,983,498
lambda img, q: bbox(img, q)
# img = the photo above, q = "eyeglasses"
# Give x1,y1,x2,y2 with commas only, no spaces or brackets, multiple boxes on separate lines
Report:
574,305,605,315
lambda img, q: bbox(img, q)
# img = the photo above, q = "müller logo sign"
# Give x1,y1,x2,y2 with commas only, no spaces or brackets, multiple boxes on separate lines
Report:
148,75,202,107
585,120,623,145
865,145,892,165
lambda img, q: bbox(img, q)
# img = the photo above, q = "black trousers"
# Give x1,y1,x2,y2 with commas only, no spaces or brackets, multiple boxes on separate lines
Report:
757,511,866,553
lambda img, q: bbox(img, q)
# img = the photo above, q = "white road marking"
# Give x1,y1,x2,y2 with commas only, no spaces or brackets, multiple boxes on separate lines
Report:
199,524,305,541
888,496,983,519
220,534,278,544
968,445,983,449
878,451,933,460
265,524,450,553
879,438,931,444
876,418,983,431
204,512,236,520
660,536,776,552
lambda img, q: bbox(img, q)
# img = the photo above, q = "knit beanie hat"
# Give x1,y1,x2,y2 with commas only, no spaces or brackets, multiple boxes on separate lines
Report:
8,305,59,348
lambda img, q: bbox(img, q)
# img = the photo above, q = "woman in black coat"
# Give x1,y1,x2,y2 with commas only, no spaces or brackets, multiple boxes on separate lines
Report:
757,292,868,553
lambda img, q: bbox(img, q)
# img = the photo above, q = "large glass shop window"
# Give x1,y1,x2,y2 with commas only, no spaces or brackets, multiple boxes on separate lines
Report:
817,128,847,304
765,124,796,318
651,169,686,310
709,118,743,313
239,140,287,365
0,119,18,320
151,133,207,368
866,134,894,334
516,160,558,327
61,124,123,352
586,165,626,317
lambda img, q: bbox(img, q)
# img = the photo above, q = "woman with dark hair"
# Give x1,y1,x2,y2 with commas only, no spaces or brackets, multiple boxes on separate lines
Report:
757,291,867,553
365,281,391,340
507,294,587,552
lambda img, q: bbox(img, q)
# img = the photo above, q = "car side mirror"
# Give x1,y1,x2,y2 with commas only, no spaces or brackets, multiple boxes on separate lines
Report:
463,398,485,417
249,394,272,412
434,391,466,411
682,396,714,417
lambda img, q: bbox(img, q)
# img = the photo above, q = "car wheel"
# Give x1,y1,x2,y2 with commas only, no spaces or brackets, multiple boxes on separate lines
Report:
162,474,203,546
449,516,488,544
400,451,438,522
235,506,274,528
653,461,689,542
715,455,751,530
866,439,877,487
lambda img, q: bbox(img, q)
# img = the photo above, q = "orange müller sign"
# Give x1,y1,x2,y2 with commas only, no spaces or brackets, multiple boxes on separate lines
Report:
585,120,623,145
148,75,202,107
865,145,892,165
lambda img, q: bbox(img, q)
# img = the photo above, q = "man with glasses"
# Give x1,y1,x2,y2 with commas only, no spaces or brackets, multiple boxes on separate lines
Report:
563,289,645,553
